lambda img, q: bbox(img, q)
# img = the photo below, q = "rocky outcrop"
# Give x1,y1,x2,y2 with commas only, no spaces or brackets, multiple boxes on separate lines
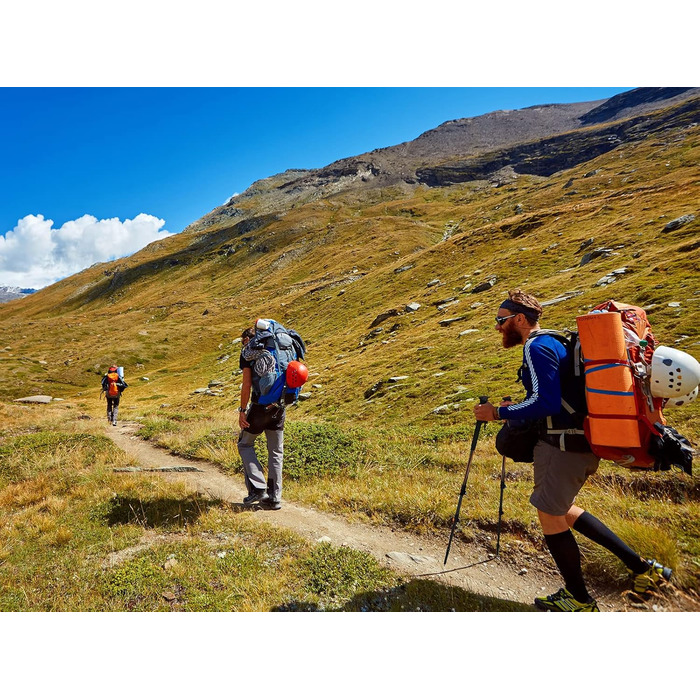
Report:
578,87,700,125
663,214,696,232
416,96,700,186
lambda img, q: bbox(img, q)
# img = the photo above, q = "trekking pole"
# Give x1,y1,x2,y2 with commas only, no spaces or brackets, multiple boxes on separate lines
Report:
495,396,510,558
495,454,507,557
444,395,489,566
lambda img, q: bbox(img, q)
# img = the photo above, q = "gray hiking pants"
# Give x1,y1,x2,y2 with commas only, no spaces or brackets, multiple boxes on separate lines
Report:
238,428,284,501
107,397,120,423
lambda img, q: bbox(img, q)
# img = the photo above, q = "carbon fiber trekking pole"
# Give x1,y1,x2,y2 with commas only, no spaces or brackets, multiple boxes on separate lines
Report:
495,397,510,557
444,395,488,566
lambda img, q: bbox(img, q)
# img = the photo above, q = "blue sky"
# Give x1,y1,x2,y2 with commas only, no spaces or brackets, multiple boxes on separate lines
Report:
1,87,631,288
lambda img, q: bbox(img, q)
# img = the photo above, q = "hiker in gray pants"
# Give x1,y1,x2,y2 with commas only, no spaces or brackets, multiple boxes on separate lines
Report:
237,327,285,510
238,419,284,504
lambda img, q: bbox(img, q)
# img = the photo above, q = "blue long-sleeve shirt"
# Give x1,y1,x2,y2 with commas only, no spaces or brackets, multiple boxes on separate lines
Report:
497,333,567,422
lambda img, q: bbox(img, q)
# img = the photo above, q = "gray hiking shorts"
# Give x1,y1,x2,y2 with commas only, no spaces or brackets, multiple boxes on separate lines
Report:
529,440,600,516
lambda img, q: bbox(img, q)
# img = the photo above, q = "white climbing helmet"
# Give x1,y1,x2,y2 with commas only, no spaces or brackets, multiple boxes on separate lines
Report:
650,346,700,398
664,386,698,408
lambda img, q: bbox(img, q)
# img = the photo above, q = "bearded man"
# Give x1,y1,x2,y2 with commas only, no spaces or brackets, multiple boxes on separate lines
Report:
473,290,671,611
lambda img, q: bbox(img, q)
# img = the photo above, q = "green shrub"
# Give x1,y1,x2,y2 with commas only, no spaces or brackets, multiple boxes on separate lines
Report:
282,422,363,480
104,556,164,598
175,421,364,481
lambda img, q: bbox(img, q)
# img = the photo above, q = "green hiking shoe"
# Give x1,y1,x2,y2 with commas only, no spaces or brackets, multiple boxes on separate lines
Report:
534,588,600,612
631,559,672,594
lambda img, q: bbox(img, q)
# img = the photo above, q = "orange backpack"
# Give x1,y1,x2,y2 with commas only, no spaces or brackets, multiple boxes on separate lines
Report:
106,372,121,397
576,300,664,468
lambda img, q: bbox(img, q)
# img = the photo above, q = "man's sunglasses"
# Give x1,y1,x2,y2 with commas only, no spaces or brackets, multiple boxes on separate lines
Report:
495,314,517,326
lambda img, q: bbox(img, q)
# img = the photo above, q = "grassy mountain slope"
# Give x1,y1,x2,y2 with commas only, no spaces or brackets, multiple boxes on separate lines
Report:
1,94,698,438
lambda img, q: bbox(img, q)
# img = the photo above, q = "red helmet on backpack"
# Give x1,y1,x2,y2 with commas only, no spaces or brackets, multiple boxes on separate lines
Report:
286,360,308,389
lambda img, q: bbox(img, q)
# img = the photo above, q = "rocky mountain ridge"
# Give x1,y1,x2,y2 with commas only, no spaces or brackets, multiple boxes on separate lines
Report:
186,87,700,234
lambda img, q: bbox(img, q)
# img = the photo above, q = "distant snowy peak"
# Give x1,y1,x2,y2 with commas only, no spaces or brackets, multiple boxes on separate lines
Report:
0,285,36,303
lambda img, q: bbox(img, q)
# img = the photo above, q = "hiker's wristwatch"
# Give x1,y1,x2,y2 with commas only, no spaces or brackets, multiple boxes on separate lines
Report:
237,407,246,413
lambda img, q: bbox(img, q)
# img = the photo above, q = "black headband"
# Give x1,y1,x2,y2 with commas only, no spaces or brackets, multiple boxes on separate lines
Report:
501,298,541,321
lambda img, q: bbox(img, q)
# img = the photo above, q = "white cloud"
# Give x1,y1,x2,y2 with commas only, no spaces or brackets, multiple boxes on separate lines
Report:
0,213,172,289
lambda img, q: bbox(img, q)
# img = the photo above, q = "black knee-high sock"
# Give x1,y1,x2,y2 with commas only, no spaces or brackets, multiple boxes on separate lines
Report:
572,511,648,574
544,530,590,603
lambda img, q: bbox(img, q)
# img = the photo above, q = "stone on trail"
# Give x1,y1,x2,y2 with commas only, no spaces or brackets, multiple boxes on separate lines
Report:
386,551,414,566
386,551,437,566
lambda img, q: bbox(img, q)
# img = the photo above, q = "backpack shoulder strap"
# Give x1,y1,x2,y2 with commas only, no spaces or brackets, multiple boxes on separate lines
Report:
286,329,306,360
529,329,587,429
527,328,571,347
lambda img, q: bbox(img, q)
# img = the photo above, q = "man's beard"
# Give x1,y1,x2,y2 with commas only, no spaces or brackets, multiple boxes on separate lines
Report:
501,326,522,348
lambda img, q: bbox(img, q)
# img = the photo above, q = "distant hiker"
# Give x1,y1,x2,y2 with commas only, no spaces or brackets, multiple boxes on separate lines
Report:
236,319,307,511
473,289,672,612
101,365,127,427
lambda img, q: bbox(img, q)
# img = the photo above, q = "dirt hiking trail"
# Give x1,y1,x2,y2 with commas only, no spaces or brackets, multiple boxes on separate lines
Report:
108,422,699,612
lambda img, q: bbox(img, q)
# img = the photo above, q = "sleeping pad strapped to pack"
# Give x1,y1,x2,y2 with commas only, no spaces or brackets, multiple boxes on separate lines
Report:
576,300,694,472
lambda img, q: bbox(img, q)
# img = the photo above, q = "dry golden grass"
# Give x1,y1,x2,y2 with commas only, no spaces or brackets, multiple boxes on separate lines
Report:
0,405,422,611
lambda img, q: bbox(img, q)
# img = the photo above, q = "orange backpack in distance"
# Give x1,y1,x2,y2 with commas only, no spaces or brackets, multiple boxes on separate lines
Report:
106,372,121,397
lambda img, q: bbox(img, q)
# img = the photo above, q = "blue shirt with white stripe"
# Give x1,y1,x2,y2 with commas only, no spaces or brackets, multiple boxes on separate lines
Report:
497,333,568,422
